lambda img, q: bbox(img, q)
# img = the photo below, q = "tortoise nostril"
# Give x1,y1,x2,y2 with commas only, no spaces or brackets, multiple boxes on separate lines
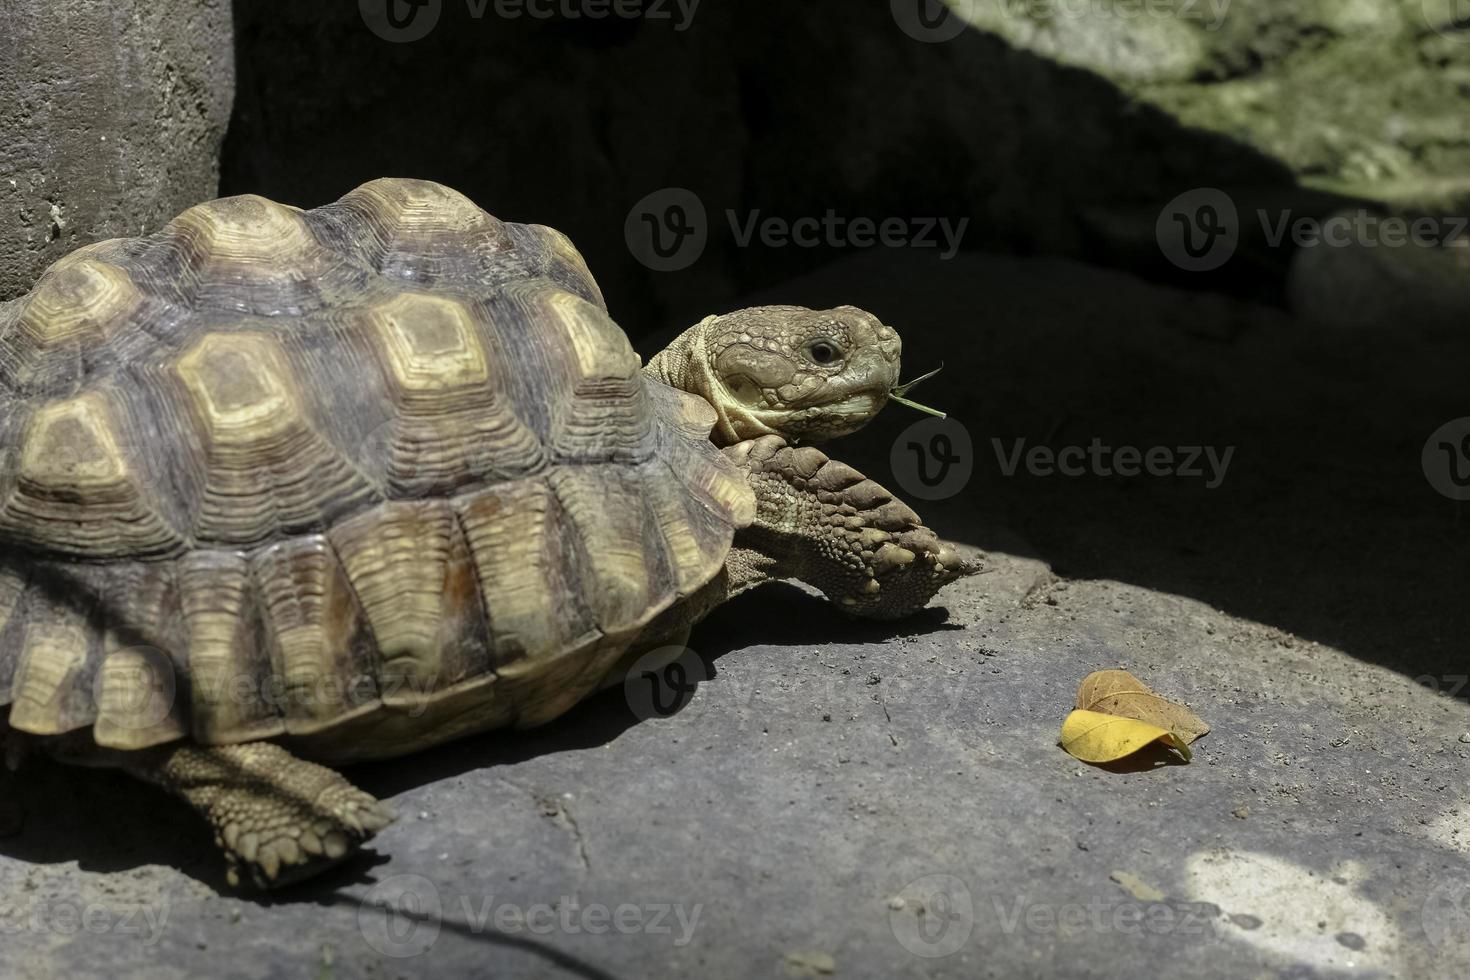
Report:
847,351,898,391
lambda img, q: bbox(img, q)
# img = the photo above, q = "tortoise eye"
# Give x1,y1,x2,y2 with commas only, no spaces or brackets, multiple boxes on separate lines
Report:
808,341,841,365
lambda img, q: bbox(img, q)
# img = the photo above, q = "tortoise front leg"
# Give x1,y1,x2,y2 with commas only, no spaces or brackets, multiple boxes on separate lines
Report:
725,435,978,620
123,741,395,888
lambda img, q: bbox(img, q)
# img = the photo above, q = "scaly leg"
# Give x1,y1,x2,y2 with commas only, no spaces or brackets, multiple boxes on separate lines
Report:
123,741,395,888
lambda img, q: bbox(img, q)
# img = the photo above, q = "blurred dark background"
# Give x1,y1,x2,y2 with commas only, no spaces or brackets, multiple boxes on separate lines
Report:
6,0,1469,685
221,0,1315,327
220,1,1470,330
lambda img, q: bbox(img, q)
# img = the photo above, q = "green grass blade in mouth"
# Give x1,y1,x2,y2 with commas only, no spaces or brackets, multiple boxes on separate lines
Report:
888,393,947,418
890,363,947,418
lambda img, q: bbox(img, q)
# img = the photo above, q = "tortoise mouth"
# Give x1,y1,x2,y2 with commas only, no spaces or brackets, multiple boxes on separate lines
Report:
771,391,890,441
824,391,886,417
886,363,946,418
823,390,876,423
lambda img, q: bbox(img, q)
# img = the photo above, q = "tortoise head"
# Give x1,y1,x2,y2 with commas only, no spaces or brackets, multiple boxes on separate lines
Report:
647,305,902,446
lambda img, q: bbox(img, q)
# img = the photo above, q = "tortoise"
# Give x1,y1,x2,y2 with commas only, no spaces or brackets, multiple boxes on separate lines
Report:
0,178,972,887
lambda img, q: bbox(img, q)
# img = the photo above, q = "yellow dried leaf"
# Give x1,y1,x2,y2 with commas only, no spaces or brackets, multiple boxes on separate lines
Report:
1059,709,1191,763
1076,669,1210,744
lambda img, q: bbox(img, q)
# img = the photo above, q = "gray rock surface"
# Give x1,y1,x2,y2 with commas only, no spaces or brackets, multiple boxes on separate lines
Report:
0,249,1465,979
0,0,234,299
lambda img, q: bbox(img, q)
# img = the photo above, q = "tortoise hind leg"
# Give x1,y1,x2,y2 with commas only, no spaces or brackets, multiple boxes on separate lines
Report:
122,741,395,888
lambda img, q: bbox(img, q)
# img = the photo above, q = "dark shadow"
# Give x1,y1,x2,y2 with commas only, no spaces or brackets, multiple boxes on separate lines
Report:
705,243,1468,690
356,584,960,799
0,757,617,978
221,0,1317,333
0,581,959,893
1089,742,1195,773
327,889,625,980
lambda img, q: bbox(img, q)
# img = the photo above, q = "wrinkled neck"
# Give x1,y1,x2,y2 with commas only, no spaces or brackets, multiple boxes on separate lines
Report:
645,318,775,447
644,319,709,393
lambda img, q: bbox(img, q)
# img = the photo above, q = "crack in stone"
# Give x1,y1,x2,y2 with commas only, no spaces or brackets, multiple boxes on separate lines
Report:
557,801,593,876
496,776,592,876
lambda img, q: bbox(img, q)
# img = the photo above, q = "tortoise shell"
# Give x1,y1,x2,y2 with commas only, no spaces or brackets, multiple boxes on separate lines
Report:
0,178,754,758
